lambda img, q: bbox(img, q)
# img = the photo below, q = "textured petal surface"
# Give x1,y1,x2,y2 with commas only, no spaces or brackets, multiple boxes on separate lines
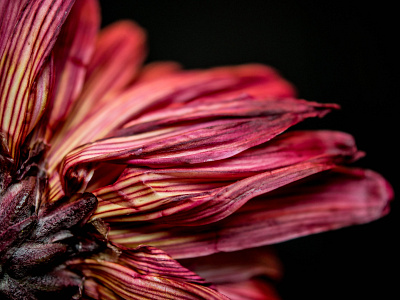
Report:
69,258,228,299
49,0,100,130
92,130,358,224
107,167,392,258
216,279,281,300
0,0,75,159
180,247,282,284
47,64,297,174
60,98,337,195
47,20,147,171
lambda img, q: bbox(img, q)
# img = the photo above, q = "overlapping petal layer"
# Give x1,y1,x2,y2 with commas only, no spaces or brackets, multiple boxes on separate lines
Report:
69,254,228,299
0,1,394,299
107,167,392,259
46,64,296,170
50,0,100,130
60,98,337,195
92,130,359,225
0,0,75,159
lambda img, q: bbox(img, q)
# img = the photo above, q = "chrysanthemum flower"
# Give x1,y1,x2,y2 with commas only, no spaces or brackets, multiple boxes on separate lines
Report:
0,1,393,299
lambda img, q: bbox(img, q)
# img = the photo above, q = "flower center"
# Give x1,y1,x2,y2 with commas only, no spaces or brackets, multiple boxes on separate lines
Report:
0,143,105,299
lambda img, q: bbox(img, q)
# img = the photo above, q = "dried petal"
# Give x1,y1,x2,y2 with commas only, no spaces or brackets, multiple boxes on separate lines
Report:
69,258,228,299
108,167,392,258
93,130,358,224
49,0,100,129
0,0,75,159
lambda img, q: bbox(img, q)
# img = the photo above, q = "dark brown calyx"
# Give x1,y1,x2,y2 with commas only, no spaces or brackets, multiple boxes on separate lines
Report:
1,143,105,300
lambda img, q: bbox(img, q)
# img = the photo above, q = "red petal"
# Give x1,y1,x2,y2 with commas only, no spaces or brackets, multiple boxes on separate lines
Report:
49,0,100,130
69,258,228,299
0,0,75,159
216,279,281,300
47,64,297,173
107,167,392,258
92,130,358,224
60,99,336,195
180,247,282,284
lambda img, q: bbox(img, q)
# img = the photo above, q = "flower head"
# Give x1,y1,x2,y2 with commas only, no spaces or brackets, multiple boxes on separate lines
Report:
0,1,393,299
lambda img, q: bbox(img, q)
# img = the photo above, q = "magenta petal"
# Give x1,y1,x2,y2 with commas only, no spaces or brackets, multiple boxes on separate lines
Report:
180,247,282,284
107,167,392,259
0,0,75,159
60,98,337,195
49,0,100,130
92,130,359,224
69,258,229,299
216,279,281,300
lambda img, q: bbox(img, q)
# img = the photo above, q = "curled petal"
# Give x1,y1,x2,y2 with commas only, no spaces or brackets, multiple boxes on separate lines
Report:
47,64,297,172
216,279,281,300
49,0,100,130
61,98,337,195
0,0,75,159
117,245,208,285
180,247,282,284
48,20,147,170
54,20,146,135
92,130,359,224
69,258,229,299
107,167,392,259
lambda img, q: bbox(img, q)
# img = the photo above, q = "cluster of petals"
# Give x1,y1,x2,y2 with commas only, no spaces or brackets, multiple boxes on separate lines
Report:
0,0,393,299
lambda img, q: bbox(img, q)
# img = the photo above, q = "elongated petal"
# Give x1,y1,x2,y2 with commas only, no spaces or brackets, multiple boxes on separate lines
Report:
117,245,208,285
92,130,358,224
0,1,29,59
49,0,100,129
83,278,123,300
47,64,297,173
61,99,336,195
54,20,146,134
180,247,281,284
69,259,229,299
0,0,75,159
107,167,392,259
216,279,281,300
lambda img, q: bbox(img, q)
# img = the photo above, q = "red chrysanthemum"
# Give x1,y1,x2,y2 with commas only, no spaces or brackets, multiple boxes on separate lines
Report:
0,1,393,299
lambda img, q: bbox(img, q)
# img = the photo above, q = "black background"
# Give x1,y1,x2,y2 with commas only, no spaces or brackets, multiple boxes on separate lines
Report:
99,1,397,299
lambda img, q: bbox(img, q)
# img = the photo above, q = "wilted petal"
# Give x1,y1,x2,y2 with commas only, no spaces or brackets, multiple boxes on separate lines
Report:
69,258,229,299
53,20,146,135
0,0,75,159
47,64,297,173
60,99,336,195
47,20,147,171
180,247,282,284
83,278,122,300
107,167,392,259
49,0,100,130
216,279,281,300
117,245,208,285
92,130,358,224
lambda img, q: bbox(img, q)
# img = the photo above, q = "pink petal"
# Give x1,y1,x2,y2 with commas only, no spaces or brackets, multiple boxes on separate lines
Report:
116,245,208,285
136,61,182,83
69,258,229,299
179,247,282,284
47,20,147,171
91,130,357,224
60,99,336,195
216,279,281,300
107,167,392,259
49,0,100,130
47,64,297,173
0,0,75,159
57,20,147,131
